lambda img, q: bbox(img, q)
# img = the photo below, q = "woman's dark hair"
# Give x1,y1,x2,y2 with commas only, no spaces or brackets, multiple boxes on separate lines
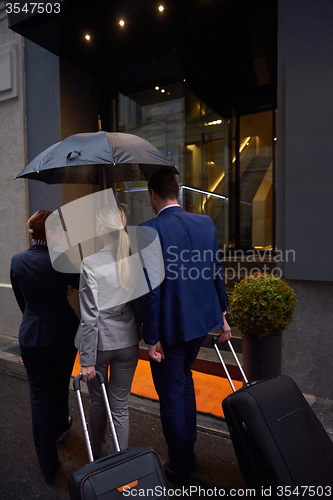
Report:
27,210,53,242
148,167,179,200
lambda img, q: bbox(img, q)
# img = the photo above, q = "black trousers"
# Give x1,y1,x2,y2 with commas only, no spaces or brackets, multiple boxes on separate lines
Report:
20,341,77,475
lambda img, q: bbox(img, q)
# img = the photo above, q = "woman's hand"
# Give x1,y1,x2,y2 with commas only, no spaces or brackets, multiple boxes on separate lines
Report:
81,365,96,382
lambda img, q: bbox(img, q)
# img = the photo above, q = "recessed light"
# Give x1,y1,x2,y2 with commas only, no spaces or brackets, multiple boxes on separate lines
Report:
161,89,166,93
155,86,160,90
158,5,165,12
85,34,91,41
119,19,125,27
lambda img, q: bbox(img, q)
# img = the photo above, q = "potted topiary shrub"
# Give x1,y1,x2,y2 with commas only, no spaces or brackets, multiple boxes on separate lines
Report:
229,272,297,382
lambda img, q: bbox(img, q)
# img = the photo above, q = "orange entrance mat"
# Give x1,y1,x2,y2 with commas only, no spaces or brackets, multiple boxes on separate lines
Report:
72,354,242,418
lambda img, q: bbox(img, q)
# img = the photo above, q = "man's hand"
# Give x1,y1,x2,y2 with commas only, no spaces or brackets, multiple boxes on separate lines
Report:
218,318,232,342
81,365,96,382
148,341,165,363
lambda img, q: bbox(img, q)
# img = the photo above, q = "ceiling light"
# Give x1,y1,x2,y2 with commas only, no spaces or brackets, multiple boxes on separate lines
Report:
204,119,223,127
119,19,125,27
85,34,91,41
158,5,165,12
155,86,160,90
161,89,166,93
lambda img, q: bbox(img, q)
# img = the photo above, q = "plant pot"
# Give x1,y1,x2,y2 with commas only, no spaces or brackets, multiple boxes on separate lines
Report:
242,334,282,382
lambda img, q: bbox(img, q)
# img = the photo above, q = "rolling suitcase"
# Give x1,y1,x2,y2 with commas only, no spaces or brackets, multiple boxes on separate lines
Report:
213,336,333,499
68,371,169,500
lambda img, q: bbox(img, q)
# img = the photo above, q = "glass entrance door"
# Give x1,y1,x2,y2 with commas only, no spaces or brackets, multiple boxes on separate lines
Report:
238,110,275,250
184,90,229,247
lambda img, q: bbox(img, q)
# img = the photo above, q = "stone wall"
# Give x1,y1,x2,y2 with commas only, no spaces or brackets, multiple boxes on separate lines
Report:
282,280,333,399
278,0,333,399
0,4,27,337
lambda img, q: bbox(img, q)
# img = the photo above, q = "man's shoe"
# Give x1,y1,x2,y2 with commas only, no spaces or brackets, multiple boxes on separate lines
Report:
56,416,72,443
44,461,59,483
163,463,191,484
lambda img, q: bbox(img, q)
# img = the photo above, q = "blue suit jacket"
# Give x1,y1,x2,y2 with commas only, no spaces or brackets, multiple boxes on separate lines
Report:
10,244,80,347
138,206,227,347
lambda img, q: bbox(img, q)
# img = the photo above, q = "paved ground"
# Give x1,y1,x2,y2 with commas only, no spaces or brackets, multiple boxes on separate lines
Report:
1,332,333,500
0,371,247,500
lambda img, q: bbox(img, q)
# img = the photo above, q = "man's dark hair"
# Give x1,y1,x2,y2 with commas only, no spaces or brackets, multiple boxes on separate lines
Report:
148,167,179,200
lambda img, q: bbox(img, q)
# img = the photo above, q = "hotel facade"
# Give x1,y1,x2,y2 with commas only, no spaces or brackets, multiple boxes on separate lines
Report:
1,0,333,398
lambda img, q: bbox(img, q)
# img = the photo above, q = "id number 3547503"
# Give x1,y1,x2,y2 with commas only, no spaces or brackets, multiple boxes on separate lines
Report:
5,2,61,14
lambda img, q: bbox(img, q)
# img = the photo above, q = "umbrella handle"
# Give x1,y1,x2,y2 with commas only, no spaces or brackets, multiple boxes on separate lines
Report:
102,166,108,204
66,151,81,165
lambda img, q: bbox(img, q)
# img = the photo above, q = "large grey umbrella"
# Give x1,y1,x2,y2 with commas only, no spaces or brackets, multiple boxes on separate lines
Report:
15,131,179,185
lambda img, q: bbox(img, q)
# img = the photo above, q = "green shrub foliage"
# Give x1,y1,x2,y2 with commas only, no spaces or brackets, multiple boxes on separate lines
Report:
229,272,297,338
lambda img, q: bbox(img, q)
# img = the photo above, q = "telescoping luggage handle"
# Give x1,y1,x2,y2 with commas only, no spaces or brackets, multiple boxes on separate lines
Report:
212,336,248,391
73,371,121,463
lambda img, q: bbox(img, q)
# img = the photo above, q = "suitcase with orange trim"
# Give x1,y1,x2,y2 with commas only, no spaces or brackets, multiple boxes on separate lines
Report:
68,372,168,500
213,337,333,498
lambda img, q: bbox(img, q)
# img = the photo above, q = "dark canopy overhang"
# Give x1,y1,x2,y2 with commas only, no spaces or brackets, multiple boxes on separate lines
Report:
7,0,277,116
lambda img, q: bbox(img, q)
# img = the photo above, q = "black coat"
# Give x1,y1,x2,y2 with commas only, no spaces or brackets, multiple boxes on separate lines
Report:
10,243,80,347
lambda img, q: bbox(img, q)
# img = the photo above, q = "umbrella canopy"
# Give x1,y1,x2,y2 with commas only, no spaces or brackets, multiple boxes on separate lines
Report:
15,131,179,185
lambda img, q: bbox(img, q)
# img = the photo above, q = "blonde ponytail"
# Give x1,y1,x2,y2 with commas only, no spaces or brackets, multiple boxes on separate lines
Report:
96,205,131,290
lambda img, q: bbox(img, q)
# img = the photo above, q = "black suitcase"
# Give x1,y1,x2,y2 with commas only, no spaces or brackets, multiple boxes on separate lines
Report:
213,337,333,499
68,371,169,500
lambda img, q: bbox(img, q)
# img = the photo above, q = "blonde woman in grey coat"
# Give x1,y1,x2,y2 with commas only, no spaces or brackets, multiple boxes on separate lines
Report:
75,205,140,458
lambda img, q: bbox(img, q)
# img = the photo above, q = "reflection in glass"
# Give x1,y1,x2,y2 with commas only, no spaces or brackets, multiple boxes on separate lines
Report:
184,89,229,247
116,84,184,226
114,87,275,252
239,111,273,250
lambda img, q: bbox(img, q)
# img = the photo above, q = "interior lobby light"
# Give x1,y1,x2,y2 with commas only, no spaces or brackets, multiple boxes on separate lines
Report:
158,5,165,12
242,137,251,151
161,88,166,93
155,86,160,90
119,19,125,27
204,119,223,127
232,136,251,163
85,34,91,41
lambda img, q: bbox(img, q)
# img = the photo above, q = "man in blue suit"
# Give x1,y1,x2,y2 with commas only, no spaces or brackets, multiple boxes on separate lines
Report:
138,168,231,482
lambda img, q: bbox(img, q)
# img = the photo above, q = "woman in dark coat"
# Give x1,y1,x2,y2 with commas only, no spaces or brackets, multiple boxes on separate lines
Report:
10,210,80,482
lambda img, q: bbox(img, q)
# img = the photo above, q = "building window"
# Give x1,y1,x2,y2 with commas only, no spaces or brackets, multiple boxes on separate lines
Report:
237,110,275,250
116,85,275,252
